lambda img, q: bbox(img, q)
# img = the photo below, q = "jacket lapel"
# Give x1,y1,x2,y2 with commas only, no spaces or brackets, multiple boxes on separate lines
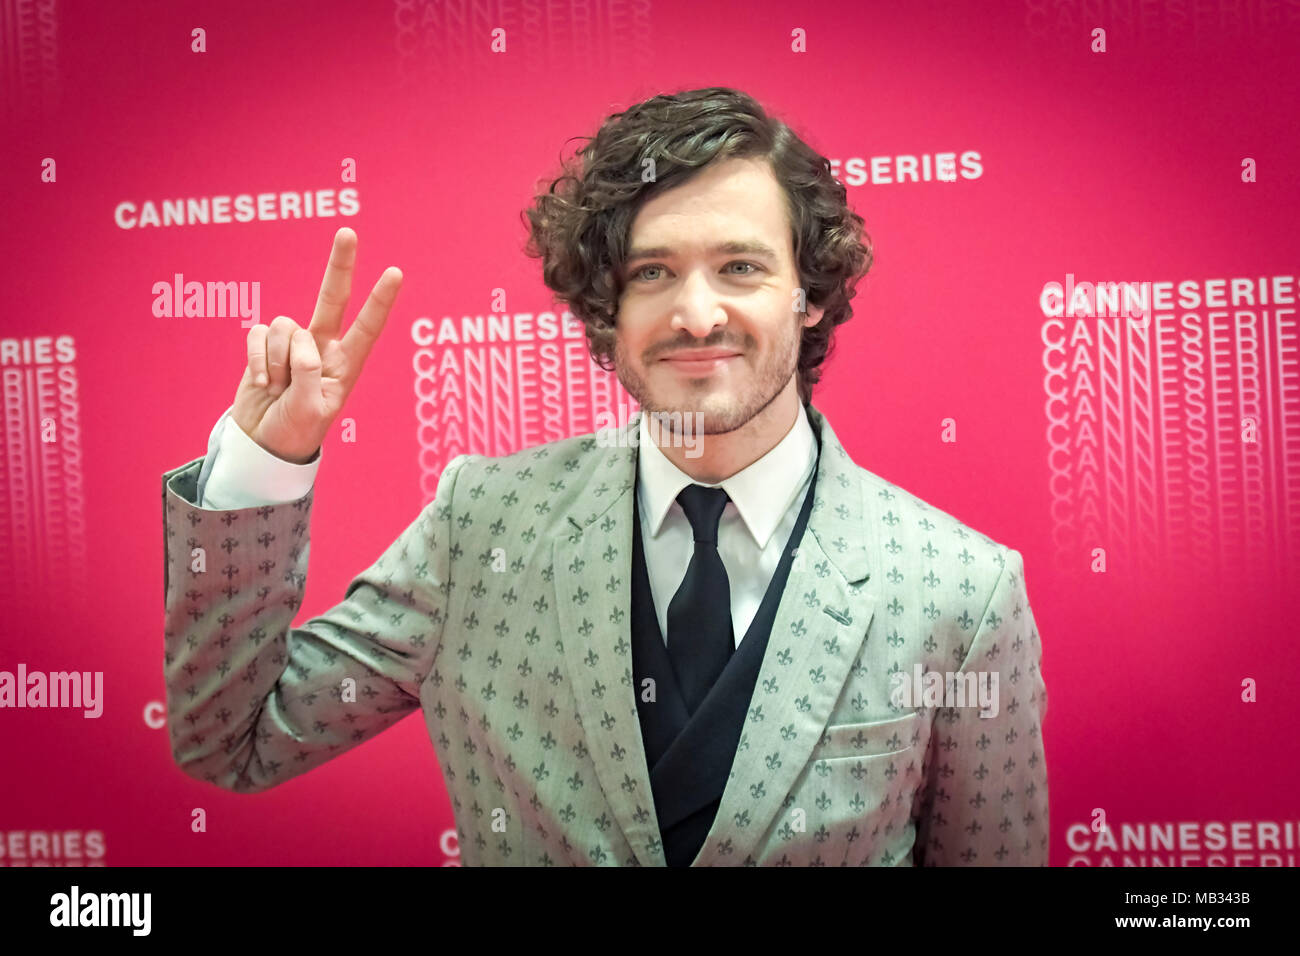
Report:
551,414,666,866
692,405,878,865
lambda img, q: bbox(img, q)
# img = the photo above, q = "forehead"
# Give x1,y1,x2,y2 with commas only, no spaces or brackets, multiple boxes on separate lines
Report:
626,157,791,252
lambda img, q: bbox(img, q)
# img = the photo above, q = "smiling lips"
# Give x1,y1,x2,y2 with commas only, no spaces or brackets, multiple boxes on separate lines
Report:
660,348,742,372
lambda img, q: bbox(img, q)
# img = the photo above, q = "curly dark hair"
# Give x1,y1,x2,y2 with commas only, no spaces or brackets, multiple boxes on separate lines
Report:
522,86,873,406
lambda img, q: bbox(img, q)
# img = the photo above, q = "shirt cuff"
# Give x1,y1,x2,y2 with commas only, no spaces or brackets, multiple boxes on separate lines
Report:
198,407,321,510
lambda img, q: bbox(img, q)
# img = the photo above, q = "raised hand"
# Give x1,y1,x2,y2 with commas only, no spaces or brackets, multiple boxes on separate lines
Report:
230,227,402,464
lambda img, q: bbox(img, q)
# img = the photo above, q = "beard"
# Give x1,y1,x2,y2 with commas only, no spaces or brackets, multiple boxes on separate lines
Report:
613,312,803,437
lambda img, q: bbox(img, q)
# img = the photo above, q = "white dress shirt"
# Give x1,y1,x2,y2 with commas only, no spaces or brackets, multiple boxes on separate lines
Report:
196,404,819,648
635,404,817,647
196,408,320,511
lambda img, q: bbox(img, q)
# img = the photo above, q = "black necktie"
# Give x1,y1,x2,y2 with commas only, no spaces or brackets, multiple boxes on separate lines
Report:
666,484,735,715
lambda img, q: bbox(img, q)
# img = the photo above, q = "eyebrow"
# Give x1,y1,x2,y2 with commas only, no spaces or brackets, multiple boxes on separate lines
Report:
623,240,782,265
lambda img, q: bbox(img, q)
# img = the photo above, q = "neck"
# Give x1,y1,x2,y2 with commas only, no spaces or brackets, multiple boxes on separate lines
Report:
650,378,804,483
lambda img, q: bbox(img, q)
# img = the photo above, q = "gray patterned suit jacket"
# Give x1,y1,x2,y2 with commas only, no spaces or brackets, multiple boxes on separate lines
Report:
161,403,1049,865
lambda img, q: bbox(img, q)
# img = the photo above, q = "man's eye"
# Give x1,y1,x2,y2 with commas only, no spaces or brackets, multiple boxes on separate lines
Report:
631,262,759,281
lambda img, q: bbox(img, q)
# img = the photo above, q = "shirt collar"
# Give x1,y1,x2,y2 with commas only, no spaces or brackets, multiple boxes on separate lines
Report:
636,403,817,549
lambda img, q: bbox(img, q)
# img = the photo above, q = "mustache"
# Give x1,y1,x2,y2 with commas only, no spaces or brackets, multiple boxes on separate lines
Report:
647,338,748,360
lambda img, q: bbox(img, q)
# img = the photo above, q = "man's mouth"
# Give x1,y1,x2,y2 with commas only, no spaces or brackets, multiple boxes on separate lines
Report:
659,348,742,373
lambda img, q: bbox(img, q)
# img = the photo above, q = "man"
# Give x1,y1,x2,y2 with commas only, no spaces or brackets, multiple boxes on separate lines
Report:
162,87,1048,866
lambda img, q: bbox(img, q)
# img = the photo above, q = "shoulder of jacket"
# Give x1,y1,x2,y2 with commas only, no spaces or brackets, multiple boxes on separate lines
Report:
448,430,607,480
848,461,1011,560
436,430,618,526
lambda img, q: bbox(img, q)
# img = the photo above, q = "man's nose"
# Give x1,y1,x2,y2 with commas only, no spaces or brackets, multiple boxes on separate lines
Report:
669,270,728,337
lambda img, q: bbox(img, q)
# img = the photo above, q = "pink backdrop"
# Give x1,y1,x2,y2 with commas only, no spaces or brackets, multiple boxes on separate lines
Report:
2,0,1298,866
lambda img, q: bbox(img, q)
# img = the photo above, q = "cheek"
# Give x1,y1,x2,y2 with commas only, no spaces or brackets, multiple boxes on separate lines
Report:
612,333,640,368
613,320,651,360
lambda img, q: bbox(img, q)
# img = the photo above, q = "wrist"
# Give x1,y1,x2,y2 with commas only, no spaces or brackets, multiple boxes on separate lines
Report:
274,445,321,466
232,416,319,466
205,413,321,508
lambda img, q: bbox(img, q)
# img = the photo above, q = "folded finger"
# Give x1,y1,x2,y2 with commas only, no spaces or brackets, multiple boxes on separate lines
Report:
245,323,269,386
266,315,297,396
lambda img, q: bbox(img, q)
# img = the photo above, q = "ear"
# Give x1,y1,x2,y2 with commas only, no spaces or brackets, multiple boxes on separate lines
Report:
803,302,826,328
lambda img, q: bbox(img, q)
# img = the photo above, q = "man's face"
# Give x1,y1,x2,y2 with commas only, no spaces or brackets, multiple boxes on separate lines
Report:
612,156,825,435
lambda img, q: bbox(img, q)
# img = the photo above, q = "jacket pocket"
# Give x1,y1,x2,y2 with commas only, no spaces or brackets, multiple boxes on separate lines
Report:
813,711,923,761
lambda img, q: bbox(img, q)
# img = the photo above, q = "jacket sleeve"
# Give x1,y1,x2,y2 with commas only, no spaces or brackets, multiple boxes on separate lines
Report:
910,547,1050,865
161,452,472,793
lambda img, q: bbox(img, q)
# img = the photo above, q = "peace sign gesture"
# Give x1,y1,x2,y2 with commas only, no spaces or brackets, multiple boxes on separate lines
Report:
230,228,402,464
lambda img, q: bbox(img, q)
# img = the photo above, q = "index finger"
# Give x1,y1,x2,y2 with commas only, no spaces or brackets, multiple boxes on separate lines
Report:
308,227,358,344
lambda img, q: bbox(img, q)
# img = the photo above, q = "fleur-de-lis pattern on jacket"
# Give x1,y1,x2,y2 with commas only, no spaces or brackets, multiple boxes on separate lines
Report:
161,405,1048,865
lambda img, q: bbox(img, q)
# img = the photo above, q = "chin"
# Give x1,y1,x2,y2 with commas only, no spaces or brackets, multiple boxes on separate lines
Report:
655,389,734,415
